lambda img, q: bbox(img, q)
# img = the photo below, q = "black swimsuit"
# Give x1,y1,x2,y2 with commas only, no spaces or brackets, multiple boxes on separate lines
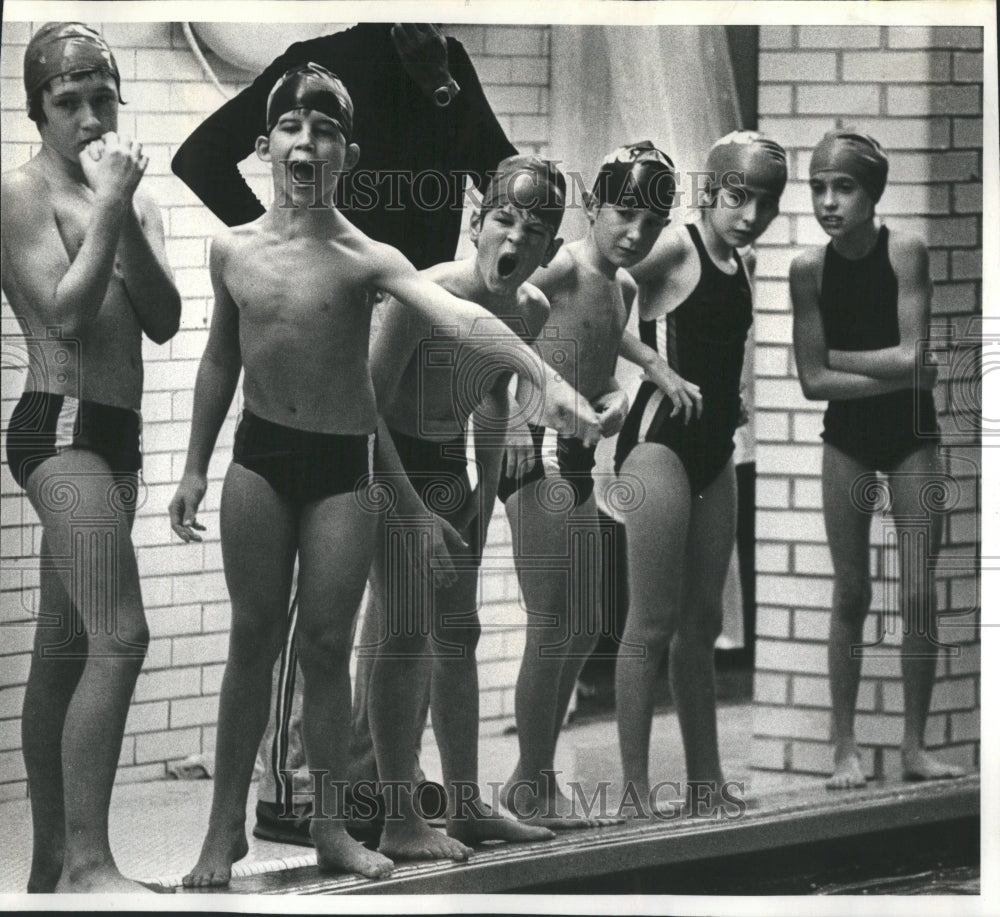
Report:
818,225,940,471
615,223,752,495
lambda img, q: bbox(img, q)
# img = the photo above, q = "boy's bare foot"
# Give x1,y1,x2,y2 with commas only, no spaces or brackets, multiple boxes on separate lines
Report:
448,796,555,845
312,819,394,879
181,827,249,888
826,748,867,790
55,864,156,894
902,747,965,782
26,851,63,894
501,779,620,829
379,818,472,862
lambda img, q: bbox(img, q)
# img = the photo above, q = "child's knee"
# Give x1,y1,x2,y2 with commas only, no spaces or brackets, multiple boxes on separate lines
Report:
679,601,723,648
295,622,352,667
630,616,676,653
833,578,872,623
230,614,286,660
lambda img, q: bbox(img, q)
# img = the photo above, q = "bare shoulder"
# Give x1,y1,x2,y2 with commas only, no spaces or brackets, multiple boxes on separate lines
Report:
886,226,929,275
517,281,552,332
790,244,824,281
617,267,638,300
1,164,50,232
529,244,578,295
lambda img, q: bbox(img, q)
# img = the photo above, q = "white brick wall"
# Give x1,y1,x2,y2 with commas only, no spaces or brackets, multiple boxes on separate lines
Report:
0,21,552,796
751,25,982,778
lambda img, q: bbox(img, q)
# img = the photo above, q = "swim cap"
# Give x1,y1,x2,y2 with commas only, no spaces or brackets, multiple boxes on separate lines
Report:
23,22,123,106
592,140,677,218
266,62,354,139
705,130,788,198
481,155,567,234
809,129,889,203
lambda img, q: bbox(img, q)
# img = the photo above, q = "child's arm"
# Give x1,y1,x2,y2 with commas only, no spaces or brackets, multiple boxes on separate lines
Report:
627,225,688,287
373,416,467,589
1,163,130,338
790,249,936,401
374,246,600,444
619,331,703,422
169,236,244,542
115,187,182,345
826,233,933,382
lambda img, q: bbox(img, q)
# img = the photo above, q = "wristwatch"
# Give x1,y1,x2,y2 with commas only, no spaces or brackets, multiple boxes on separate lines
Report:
433,77,461,108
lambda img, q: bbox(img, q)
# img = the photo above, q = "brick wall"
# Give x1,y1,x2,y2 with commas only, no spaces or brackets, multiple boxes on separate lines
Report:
750,25,983,779
0,21,551,798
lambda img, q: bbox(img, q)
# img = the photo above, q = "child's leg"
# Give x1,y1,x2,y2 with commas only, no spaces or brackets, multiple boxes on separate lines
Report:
503,485,605,827
671,462,737,793
21,532,86,892
615,444,691,810
184,465,297,887
890,446,964,780
369,514,471,862
294,492,393,878
430,545,553,847
822,445,875,789
25,452,150,894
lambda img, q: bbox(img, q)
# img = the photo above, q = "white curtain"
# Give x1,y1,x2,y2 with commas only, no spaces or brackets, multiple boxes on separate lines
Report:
550,26,748,648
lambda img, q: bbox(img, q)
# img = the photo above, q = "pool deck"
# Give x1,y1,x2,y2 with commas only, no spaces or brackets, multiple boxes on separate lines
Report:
0,701,978,897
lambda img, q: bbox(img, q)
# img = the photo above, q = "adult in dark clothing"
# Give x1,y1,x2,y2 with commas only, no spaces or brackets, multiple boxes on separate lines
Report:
172,23,516,267
171,23,516,845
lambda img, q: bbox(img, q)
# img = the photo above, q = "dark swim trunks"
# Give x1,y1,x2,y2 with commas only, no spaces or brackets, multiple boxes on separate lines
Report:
818,225,940,471
497,423,598,509
384,426,485,562
5,390,142,489
232,409,374,504
614,223,752,495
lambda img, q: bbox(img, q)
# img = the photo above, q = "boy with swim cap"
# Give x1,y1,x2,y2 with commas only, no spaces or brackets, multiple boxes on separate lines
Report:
790,129,963,789
498,141,701,826
2,23,181,892
614,131,785,814
364,154,569,860
169,64,597,886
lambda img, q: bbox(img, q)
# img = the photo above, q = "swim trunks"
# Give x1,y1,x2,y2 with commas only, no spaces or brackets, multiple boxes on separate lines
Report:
497,423,598,509
614,223,752,495
5,391,142,489
818,225,940,471
384,426,484,562
232,408,374,504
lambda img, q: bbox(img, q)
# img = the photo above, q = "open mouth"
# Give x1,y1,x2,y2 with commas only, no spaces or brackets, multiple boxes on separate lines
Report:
290,161,316,183
497,252,519,280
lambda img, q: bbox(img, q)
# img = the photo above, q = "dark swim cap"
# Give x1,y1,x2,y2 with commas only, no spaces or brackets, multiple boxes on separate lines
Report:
705,131,788,198
809,129,889,204
266,62,354,139
592,140,677,218
23,22,123,106
481,155,567,234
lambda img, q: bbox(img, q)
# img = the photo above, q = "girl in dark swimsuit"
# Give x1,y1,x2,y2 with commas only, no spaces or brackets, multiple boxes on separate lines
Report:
790,129,963,789
614,132,787,812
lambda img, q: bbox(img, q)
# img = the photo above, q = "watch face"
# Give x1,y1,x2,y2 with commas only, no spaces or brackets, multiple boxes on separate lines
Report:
434,86,452,107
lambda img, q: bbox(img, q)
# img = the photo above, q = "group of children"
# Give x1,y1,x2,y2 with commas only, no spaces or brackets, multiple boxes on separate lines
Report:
0,23,963,894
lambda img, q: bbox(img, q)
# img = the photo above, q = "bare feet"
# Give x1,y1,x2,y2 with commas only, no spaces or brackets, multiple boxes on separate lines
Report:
826,747,867,790
26,851,63,894
448,796,555,845
379,818,472,862
502,780,620,829
312,819,394,879
181,827,249,888
902,747,965,782
55,863,157,894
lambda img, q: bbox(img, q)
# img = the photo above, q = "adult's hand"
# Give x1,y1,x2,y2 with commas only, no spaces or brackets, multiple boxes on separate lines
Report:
390,23,452,100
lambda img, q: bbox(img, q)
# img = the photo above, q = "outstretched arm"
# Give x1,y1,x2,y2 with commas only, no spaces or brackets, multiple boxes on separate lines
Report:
374,247,600,444
169,237,243,541
619,331,702,422
790,250,935,402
